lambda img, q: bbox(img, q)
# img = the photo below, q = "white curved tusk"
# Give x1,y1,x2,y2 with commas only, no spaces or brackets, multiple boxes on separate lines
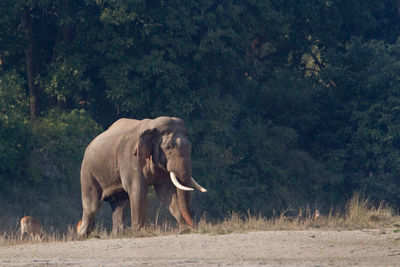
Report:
170,172,194,191
191,177,207,192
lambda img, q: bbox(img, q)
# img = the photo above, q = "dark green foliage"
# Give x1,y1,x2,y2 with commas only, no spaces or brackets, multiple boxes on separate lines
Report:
314,38,400,204
0,71,29,190
1,0,400,228
30,109,102,190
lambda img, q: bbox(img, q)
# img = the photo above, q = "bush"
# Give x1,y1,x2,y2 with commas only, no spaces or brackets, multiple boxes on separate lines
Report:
0,109,102,231
30,109,102,191
0,71,30,192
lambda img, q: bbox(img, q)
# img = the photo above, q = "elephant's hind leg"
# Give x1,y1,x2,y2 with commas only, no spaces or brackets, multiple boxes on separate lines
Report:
109,192,129,236
79,172,102,237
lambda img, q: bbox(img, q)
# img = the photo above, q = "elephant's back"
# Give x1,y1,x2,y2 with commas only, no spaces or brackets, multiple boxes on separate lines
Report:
91,118,144,142
81,119,139,185
82,118,149,165
106,118,142,134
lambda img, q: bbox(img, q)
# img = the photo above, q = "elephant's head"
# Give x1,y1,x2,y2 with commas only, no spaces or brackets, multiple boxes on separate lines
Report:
134,117,206,227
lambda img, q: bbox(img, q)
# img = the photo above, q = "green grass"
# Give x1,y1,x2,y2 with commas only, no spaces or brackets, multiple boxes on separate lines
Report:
1,194,399,246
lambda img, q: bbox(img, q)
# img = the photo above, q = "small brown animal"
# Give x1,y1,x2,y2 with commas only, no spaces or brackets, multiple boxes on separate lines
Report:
313,209,321,222
76,220,82,233
20,216,42,241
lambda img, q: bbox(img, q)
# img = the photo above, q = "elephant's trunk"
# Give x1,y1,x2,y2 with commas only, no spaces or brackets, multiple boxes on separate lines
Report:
169,172,195,226
166,143,195,228
177,187,194,228
168,173,194,227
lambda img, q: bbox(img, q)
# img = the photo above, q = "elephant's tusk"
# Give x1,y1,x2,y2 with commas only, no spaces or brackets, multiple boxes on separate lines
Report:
191,177,207,192
170,172,194,191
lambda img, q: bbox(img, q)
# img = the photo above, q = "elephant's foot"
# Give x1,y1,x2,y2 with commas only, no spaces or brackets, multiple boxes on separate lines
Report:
111,226,129,238
130,222,146,236
76,234,88,241
178,224,192,234
111,223,124,236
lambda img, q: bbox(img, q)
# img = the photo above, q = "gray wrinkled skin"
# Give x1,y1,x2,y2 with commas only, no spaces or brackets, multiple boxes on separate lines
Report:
78,117,194,237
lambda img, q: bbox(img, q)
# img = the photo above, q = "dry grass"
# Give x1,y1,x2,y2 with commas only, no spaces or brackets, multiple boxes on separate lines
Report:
194,193,400,234
1,194,399,245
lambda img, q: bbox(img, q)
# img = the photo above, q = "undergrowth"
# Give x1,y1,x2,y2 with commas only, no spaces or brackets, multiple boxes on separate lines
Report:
1,194,399,246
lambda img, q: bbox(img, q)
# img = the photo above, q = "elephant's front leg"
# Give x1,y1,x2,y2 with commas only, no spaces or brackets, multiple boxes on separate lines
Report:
154,181,189,232
79,172,102,237
128,176,148,232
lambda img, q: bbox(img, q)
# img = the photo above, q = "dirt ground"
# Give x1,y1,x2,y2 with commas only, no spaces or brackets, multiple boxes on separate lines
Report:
0,229,400,266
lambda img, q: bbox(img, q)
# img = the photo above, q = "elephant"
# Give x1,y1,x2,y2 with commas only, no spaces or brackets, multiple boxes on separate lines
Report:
77,116,207,237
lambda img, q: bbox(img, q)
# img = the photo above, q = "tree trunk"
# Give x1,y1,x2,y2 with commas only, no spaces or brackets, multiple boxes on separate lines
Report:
62,0,72,43
52,0,72,109
22,7,40,119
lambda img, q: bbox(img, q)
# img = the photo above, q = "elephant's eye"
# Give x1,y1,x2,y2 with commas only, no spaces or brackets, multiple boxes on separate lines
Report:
166,141,177,150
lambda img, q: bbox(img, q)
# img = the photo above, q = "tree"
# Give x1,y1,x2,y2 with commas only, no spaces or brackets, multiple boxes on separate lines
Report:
1,0,400,227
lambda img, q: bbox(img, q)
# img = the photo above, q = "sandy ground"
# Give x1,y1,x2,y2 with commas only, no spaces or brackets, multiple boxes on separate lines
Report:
0,229,400,266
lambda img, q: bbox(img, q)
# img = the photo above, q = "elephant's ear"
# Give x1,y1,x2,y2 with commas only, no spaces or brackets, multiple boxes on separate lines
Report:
134,129,155,159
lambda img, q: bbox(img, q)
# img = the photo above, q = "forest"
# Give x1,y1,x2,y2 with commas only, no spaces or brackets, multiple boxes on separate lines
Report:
1,0,400,230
